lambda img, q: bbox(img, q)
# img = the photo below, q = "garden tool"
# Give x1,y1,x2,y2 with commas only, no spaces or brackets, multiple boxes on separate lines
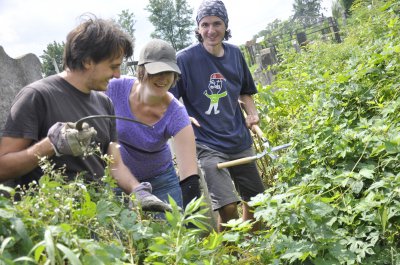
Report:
76,115,153,130
217,124,291,169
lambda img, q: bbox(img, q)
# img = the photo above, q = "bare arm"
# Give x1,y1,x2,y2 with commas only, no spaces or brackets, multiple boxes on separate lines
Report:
107,142,172,212
171,125,198,180
107,142,140,194
0,137,55,182
239,94,260,129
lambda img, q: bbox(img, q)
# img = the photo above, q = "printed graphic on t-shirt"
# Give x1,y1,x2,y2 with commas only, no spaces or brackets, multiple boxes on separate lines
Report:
203,73,227,115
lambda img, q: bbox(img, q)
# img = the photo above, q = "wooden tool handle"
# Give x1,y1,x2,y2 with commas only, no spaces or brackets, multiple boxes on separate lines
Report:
251,124,264,139
217,156,257,169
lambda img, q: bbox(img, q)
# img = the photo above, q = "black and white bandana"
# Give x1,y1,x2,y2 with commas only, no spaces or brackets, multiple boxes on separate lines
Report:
196,0,229,28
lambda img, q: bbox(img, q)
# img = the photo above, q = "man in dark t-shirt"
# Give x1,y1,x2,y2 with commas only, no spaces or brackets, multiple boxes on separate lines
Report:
0,15,171,212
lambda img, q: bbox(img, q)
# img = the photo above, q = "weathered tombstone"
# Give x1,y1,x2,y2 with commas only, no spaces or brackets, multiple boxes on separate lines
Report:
260,48,277,68
296,31,307,45
252,47,277,86
328,17,342,43
244,39,257,66
0,46,42,135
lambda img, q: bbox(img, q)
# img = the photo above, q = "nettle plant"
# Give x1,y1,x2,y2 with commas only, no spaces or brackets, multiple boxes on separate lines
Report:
250,0,400,264
0,154,154,264
0,151,255,264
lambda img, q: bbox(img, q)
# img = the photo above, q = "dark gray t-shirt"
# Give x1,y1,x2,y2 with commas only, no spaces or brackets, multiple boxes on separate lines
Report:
2,75,117,187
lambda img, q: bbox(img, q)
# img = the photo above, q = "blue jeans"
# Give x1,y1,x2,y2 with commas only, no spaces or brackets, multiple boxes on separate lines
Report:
146,164,183,208
114,164,182,219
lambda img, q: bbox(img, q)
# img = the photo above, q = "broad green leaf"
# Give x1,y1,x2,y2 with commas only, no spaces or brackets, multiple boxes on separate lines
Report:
34,244,46,262
96,200,120,222
44,229,55,265
0,209,14,219
56,243,82,265
359,168,374,179
11,218,33,254
351,180,364,194
0,237,14,254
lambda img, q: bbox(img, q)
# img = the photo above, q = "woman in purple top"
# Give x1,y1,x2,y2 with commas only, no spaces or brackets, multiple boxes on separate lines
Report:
106,39,201,209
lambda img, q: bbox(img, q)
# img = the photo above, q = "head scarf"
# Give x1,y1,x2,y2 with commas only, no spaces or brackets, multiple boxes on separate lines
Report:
196,0,229,28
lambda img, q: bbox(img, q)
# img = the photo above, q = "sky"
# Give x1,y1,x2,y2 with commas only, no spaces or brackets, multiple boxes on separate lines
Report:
0,0,332,60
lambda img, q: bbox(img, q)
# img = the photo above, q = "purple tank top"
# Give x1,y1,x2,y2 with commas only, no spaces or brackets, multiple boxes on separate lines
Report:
106,77,191,180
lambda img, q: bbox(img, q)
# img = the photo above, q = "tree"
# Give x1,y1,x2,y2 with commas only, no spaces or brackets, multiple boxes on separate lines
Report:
115,9,136,75
292,0,322,26
340,0,356,17
146,0,195,51
40,41,65,77
39,10,136,77
332,0,344,19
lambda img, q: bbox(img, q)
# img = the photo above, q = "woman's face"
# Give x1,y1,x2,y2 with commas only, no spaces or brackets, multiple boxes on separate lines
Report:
145,71,175,96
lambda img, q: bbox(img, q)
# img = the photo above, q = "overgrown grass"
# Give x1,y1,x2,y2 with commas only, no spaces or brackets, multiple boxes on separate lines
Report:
252,0,400,263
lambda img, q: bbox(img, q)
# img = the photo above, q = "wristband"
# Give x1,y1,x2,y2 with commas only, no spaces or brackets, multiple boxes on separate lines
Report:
180,174,201,209
179,174,200,185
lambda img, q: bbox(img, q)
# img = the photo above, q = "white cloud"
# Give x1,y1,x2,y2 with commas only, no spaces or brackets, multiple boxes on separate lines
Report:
0,0,332,59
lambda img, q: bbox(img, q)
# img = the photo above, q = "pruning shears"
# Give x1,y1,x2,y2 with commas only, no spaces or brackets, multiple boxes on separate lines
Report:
217,124,291,169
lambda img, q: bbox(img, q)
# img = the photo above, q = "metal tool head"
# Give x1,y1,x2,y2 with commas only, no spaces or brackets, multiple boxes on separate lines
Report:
257,143,292,160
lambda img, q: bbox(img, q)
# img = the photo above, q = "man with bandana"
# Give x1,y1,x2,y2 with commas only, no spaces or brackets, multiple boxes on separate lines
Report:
170,0,265,232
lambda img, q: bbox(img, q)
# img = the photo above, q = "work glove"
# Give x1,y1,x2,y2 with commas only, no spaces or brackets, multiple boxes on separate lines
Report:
131,182,172,212
48,122,97,156
180,174,201,209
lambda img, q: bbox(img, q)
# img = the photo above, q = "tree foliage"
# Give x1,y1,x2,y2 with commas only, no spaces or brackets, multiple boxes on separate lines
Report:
332,0,345,20
40,41,65,77
292,0,323,26
115,9,136,75
40,10,136,77
146,0,194,51
116,9,136,41
341,0,356,16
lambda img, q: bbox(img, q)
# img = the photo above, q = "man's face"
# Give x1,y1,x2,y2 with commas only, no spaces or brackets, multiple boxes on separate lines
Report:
198,16,226,47
85,55,123,92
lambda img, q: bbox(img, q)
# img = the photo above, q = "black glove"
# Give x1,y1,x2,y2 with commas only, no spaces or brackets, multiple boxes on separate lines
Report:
179,174,201,209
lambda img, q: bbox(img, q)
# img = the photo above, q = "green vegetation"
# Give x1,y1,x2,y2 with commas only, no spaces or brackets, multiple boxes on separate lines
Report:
1,0,399,264
40,10,137,77
40,41,65,77
146,0,195,51
254,0,400,263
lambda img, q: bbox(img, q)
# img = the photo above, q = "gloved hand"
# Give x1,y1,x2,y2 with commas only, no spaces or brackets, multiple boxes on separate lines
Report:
180,174,201,209
131,182,172,212
48,122,97,156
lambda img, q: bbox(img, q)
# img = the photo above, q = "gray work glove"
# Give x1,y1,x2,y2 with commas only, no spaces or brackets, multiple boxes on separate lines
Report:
131,182,172,212
48,122,97,156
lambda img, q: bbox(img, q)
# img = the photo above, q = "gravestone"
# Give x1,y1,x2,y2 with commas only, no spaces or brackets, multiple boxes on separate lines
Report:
296,31,307,45
0,46,42,135
260,47,277,67
253,47,277,86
